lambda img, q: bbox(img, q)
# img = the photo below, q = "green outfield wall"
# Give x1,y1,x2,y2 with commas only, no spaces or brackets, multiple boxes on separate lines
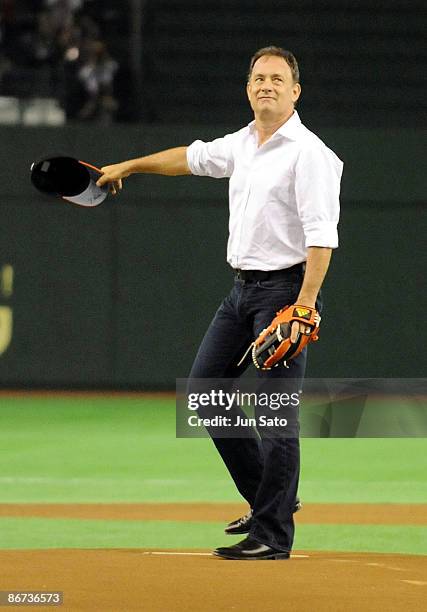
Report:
0,125,425,388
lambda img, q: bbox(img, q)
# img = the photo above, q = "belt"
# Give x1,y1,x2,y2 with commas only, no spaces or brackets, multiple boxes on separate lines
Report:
234,262,305,282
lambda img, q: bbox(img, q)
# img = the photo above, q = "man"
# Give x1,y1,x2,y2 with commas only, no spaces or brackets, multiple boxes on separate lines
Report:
97,46,343,560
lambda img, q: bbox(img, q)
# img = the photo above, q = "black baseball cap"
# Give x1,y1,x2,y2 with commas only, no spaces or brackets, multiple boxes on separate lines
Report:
30,156,108,207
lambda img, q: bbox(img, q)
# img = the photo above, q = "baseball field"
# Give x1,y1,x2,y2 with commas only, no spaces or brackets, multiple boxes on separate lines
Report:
0,392,426,611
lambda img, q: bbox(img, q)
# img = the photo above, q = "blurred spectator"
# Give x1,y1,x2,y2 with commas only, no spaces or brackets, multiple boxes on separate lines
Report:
0,0,120,122
77,39,118,123
44,0,82,31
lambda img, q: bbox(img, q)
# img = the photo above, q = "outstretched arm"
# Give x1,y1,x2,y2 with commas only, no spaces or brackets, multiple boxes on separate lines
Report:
96,146,191,192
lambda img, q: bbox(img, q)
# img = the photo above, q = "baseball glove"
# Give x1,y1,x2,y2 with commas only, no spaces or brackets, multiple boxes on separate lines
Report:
238,305,321,370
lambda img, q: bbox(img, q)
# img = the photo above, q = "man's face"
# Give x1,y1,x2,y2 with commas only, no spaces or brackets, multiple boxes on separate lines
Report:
246,55,301,121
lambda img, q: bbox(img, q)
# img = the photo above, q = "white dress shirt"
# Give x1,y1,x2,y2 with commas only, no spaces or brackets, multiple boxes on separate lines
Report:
186,111,343,271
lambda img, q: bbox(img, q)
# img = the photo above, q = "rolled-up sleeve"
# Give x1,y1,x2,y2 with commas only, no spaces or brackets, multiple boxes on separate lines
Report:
295,144,343,249
186,133,235,178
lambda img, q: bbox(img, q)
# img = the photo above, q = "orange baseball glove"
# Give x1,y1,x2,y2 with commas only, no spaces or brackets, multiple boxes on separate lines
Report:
246,305,321,370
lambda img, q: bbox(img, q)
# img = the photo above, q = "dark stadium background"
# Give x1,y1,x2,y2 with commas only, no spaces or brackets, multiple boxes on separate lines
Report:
0,0,425,388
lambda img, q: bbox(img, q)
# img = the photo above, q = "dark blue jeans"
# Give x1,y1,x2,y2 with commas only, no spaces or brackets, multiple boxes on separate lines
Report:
189,267,318,552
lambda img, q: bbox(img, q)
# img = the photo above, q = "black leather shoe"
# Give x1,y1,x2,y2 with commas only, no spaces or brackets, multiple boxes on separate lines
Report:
213,536,290,560
225,498,302,535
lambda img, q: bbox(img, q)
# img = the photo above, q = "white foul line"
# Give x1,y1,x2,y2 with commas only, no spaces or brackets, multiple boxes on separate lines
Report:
140,551,309,558
141,551,211,556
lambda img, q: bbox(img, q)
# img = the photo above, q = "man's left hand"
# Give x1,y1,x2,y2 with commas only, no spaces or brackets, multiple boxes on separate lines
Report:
290,299,316,343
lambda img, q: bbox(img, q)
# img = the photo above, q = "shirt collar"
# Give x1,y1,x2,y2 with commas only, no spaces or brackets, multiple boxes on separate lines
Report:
248,110,302,141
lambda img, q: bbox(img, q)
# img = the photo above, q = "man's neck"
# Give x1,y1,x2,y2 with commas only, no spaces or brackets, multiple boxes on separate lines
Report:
255,109,294,146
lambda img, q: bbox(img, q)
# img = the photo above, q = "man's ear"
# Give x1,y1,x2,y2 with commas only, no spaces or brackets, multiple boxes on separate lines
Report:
246,81,251,102
292,82,302,104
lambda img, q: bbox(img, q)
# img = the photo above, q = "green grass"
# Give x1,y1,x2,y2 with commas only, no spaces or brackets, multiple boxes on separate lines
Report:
0,517,425,555
294,524,427,555
0,398,236,502
0,397,426,503
299,438,427,503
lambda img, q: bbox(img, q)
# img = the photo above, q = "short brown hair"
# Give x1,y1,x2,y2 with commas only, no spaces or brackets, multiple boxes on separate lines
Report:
248,46,300,83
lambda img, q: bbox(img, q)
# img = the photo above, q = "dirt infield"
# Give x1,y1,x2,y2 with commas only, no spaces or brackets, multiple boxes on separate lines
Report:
0,502,426,525
0,504,426,610
0,548,426,611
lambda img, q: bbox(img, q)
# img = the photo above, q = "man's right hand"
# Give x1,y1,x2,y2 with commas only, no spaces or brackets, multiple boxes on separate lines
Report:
96,161,133,194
